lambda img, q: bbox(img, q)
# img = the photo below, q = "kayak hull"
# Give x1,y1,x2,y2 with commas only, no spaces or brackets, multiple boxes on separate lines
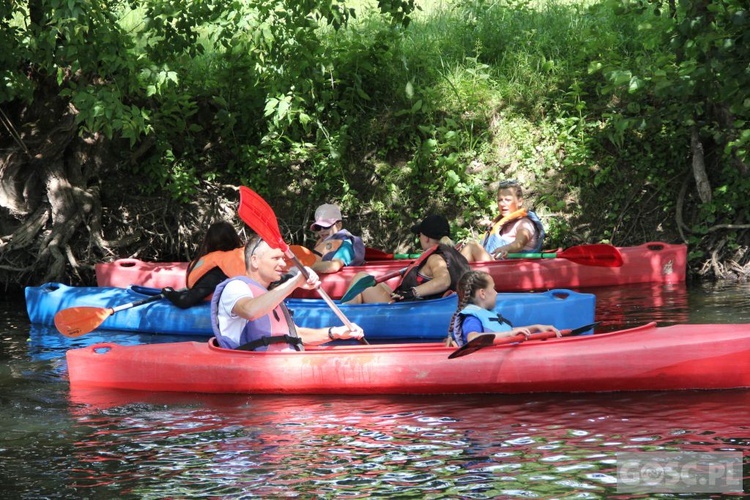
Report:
95,242,686,296
292,241,687,298
25,283,595,340
96,258,189,289
66,323,750,394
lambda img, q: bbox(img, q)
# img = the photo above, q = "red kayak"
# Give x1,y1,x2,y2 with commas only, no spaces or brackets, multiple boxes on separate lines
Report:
66,322,750,395
96,258,190,289
95,242,686,295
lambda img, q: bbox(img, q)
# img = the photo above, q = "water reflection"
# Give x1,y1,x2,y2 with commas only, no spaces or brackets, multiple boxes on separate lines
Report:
60,391,750,497
27,324,199,361
581,282,690,332
689,281,750,324
5,283,750,498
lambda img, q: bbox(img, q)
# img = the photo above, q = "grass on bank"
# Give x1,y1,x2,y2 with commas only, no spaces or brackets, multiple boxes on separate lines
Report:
115,0,683,252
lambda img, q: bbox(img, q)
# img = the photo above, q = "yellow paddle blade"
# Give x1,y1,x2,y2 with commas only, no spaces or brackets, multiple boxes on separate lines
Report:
54,306,113,337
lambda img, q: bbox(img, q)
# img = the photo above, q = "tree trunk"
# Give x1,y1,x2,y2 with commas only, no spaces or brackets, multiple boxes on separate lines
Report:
691,128,712,204
0,82,102,287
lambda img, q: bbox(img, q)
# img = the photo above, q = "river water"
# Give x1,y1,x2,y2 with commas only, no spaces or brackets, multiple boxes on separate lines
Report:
3,281,750,498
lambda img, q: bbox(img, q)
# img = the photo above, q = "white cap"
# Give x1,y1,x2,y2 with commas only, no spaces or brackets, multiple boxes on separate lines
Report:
310,203,342,231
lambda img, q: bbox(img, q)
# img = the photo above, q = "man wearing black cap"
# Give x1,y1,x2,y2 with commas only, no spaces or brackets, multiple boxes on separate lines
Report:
344,214,470,303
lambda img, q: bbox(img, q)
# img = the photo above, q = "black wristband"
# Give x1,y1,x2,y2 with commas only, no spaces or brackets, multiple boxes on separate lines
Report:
396,287,421,301
328,326,335,340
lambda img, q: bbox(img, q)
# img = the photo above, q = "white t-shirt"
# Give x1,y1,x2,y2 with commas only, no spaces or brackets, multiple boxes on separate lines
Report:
217,279,255,347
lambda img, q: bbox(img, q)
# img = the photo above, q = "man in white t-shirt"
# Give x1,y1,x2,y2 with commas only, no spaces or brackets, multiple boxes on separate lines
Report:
211,237,364,351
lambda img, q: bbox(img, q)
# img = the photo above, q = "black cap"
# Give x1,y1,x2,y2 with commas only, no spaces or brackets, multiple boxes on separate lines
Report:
411,215,450,239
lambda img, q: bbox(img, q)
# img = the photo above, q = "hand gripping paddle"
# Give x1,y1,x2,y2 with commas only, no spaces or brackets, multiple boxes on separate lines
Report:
448,322,599,359
238,186,366,344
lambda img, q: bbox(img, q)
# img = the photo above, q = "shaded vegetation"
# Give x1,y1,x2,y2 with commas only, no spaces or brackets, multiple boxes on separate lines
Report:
1,0,748,292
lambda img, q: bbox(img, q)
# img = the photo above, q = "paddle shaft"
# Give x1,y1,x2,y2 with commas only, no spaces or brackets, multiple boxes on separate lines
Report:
449,321,599,358
506,252,558,259
375,267,408,284
111,292,166,313
393,253,422,259
286,250,356,331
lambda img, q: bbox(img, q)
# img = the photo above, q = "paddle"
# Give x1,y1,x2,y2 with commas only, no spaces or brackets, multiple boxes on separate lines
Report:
54,292,168,337
342,244,622,302
448,322,599,359
364,247,394,261
238,186,366,344
505,244,624,267
364,248,422,261
394,253,422,259
340,267,406,303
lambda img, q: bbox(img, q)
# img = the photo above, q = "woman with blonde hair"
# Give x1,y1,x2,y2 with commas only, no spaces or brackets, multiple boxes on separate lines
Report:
460,180,545,262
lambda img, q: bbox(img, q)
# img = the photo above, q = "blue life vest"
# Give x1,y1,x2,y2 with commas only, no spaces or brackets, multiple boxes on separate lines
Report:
527,211,546,252
483,210,545,254
450,304,513,347
210,276,302,351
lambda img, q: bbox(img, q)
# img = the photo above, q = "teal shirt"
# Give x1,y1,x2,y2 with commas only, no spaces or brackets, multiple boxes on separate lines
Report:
331,240,355,266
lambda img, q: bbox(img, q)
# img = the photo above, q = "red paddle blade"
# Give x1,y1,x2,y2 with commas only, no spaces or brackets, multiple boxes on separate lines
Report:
558,244,623,267
238,186,289,252
54,306,113,337
364,247,394,260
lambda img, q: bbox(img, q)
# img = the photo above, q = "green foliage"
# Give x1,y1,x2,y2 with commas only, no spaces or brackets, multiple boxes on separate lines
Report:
577,0,750,256
4,0,749,265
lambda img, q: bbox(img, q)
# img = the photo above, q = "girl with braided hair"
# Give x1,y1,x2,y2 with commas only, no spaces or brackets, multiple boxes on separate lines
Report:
446,270,560,347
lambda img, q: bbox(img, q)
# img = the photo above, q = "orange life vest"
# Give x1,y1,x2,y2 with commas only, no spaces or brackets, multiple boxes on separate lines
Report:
187,247,245,289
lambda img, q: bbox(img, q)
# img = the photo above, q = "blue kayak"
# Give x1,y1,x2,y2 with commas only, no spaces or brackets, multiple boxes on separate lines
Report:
25,282,595,341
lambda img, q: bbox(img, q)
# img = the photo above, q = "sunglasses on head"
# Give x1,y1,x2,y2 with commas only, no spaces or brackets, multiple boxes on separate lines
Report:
498,179,519,188
249,237,263,257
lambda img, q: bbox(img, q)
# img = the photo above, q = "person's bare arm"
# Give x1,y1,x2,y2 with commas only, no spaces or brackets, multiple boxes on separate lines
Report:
412,255,451,297
232,270,318,320
492,225,533,258
296,324,365,345
312,258,344,274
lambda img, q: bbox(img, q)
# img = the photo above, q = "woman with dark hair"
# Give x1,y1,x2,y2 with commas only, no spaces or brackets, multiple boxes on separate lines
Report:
343,214,470,304
163,221,245,309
